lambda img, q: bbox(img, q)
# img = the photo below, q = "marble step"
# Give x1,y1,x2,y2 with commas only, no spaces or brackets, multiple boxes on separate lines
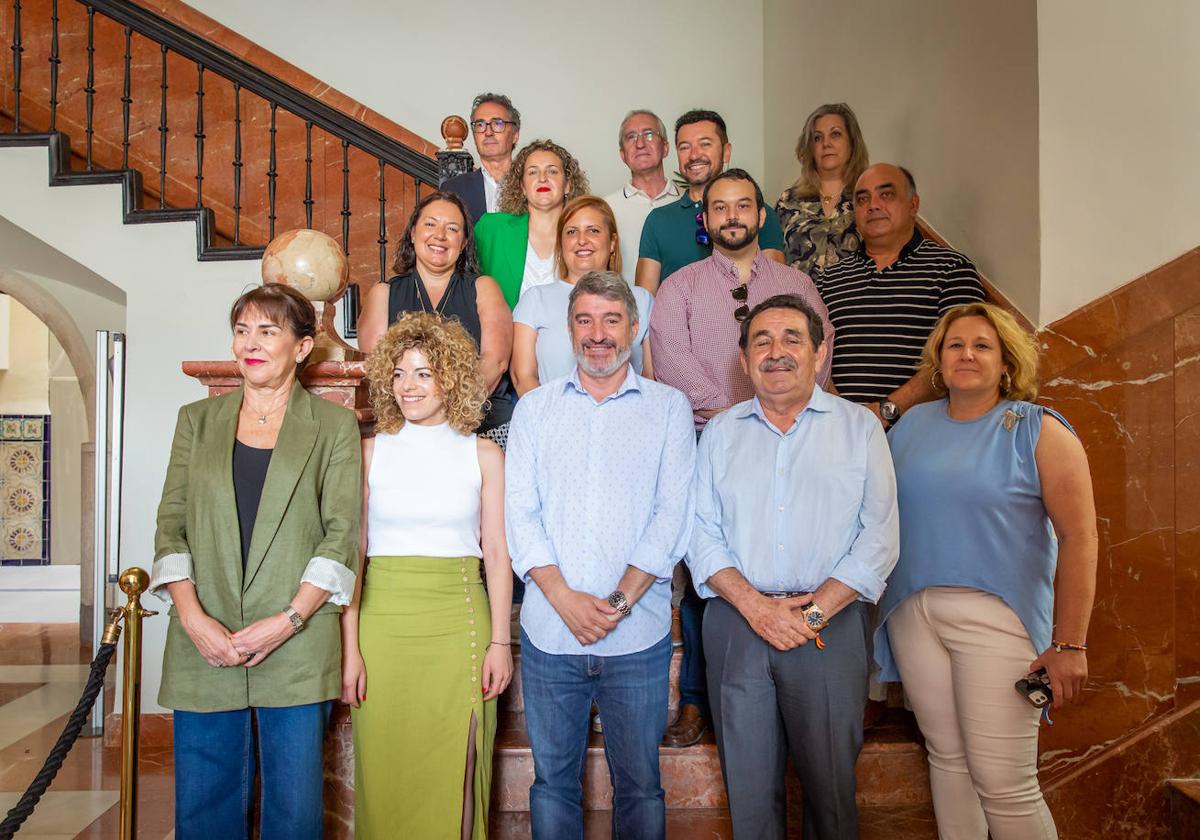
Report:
490,708,930,812
488,804,940,839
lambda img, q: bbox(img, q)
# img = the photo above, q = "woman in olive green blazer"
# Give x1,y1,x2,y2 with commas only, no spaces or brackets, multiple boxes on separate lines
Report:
149,284,361,840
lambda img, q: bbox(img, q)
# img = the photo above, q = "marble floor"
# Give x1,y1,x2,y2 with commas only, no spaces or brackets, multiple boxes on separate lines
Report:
0,623,938,838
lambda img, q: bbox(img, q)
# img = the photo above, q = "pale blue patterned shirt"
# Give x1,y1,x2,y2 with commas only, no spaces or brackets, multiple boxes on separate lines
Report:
506,366,696,656
688,387,899,603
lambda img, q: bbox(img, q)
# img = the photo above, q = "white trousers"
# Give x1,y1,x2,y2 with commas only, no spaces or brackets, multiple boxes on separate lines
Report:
888,586,1057,840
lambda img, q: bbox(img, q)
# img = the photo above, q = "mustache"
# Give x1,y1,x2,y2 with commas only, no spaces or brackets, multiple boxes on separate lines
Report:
759,356,797,372
720,222,747,232
582,339,617,350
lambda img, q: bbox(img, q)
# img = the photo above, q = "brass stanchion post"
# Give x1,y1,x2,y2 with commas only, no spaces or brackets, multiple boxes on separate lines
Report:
116,568,155,840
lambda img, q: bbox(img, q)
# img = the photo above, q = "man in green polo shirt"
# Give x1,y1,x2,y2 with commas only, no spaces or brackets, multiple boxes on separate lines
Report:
635,109,785,294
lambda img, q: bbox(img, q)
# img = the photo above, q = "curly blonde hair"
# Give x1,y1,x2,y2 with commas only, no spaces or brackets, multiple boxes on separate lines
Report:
498,139,590,215
921,303,1039,402
365,312,486,435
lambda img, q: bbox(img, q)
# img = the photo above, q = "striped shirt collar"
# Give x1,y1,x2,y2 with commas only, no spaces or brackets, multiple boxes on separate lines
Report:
859,228,923,265
622,179,680,202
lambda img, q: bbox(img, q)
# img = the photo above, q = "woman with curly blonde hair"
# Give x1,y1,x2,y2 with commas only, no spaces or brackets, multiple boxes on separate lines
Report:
474,138,590,308
342,312,513,839
875,302,1097,839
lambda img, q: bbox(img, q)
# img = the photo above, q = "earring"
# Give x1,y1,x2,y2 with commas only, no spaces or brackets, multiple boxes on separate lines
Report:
1002,370,1013,394
930,368,945,390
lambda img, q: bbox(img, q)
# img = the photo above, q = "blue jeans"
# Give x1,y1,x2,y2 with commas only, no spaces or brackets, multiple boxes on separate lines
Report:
521,630,672,840
173,701,332,840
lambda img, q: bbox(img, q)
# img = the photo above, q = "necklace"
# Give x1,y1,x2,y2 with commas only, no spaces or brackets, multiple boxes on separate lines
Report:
820,193,838,205
417,272,457,315
244,391,289,426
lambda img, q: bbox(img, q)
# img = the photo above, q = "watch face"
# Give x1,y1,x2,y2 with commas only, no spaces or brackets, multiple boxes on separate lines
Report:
805,609,825,629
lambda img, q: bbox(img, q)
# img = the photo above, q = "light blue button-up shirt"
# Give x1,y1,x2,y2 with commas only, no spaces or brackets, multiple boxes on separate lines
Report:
506,366,696,656
688,387,899,602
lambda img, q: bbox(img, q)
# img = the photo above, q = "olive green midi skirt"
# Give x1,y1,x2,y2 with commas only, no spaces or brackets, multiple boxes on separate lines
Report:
352,556,497,839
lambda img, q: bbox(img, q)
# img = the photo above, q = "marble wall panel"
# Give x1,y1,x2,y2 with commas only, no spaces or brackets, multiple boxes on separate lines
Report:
1173,304,1200,706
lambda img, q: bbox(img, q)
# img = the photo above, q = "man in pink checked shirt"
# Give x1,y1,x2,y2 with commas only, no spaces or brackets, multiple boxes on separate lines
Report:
648,167,833,749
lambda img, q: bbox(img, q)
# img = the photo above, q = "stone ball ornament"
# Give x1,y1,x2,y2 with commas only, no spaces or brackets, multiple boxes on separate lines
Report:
261,228,349,305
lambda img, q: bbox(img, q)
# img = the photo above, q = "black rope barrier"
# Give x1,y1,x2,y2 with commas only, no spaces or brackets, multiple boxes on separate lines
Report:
0,641,118,839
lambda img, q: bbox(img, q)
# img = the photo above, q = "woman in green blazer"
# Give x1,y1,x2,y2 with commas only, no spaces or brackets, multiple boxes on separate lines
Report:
474,138,590,308
149,283,362,840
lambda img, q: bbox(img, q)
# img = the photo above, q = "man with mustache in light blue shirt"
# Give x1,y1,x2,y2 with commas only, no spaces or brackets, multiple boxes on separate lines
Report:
688,293,899,840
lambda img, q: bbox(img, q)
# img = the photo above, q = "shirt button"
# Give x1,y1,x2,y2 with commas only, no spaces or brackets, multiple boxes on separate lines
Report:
778,505,784,512
778,544,785,551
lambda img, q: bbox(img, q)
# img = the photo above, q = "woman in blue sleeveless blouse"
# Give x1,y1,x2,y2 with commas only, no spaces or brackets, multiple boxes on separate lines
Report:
875,303,1097,840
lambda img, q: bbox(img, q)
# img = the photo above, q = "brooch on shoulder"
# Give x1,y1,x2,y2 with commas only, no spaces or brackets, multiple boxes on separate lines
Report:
1001,408,1026,432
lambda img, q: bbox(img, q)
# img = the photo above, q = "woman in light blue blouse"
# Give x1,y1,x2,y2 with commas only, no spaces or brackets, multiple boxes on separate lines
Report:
874,303,1097,840
509,195,653,394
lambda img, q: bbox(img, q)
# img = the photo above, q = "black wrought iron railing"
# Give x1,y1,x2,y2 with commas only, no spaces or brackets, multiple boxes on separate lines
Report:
2,0,440,331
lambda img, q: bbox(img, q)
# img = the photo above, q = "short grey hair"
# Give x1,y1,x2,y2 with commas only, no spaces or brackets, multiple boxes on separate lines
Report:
471,92,520,129
568,270,638,324
617,109,668,148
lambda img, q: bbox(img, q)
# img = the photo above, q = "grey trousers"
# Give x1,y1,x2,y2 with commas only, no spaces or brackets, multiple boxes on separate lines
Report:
704,597,869,840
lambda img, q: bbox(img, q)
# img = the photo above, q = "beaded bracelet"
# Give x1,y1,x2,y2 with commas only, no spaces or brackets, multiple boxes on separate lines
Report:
1052,639,1088,652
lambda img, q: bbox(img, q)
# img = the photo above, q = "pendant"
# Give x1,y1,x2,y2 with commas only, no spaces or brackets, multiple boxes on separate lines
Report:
1001,409,1024,432
257,416,267,426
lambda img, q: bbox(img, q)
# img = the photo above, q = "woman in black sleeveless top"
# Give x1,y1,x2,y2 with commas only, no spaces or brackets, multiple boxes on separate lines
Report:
359,191,514,438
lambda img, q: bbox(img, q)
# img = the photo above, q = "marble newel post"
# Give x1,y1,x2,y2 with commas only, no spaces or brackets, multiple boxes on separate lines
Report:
436,115,474,185
180,228,366,837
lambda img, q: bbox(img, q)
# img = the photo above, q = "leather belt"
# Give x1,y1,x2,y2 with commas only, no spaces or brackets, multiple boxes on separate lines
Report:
759,590,811,600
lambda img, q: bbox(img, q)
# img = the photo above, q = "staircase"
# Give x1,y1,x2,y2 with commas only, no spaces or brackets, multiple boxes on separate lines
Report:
0,0,439,336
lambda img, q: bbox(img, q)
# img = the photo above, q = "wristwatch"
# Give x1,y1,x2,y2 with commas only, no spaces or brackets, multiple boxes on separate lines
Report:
799,601,827,631
880,400,901,423
606,590,632,619
283,606,305,634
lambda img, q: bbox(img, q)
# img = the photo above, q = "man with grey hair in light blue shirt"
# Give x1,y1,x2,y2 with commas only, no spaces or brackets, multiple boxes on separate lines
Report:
688,293,899,840
506,270,696,840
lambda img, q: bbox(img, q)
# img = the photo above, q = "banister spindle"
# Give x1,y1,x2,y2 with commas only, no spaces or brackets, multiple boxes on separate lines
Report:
341,139,350,255
84,7,95,168
158,44,168,207
267,103,278,240
232,83,242,244
194,64,205,208
304,121,313,228
377,160,387,282
10,0,22,132
48,0,60,131
121,27,132,169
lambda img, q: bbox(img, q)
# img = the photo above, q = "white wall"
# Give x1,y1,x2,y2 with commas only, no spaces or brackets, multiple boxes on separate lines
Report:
0,145,262,712
0,296,51,413
763,0,1041,320
1037,0,1200,324
184,0,767,197
48,334,87,566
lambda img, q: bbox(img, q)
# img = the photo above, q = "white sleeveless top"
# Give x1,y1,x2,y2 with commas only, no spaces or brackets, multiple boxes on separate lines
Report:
367,421,482,558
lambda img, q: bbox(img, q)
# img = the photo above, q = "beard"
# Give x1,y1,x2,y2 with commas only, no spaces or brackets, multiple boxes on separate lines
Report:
710,220,760,251
575,339,633,378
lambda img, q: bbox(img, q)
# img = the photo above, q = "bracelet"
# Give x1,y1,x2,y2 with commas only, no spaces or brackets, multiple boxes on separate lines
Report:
1052,639,1088,652
488,641,511,647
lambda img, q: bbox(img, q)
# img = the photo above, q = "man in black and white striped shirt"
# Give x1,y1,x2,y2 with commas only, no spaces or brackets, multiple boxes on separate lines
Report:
816,163,985,425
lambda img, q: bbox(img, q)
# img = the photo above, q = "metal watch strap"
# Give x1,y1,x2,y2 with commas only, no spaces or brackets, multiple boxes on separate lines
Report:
607,590,632,619
284,606,304,633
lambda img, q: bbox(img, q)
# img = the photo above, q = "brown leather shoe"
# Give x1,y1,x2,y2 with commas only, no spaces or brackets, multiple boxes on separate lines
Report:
662,704,708,747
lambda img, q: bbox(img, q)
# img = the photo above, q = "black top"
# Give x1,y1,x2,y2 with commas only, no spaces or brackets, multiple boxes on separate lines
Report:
233,439,273,569
815,232,986,403
386,270,513,431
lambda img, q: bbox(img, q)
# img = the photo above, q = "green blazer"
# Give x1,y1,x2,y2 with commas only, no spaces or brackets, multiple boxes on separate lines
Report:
153,382,362,712
473,211,529,309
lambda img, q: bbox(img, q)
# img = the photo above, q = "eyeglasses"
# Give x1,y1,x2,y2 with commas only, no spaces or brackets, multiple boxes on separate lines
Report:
694,211,710,247
622,129,661,146
731,283,749,322
471,118,512,134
